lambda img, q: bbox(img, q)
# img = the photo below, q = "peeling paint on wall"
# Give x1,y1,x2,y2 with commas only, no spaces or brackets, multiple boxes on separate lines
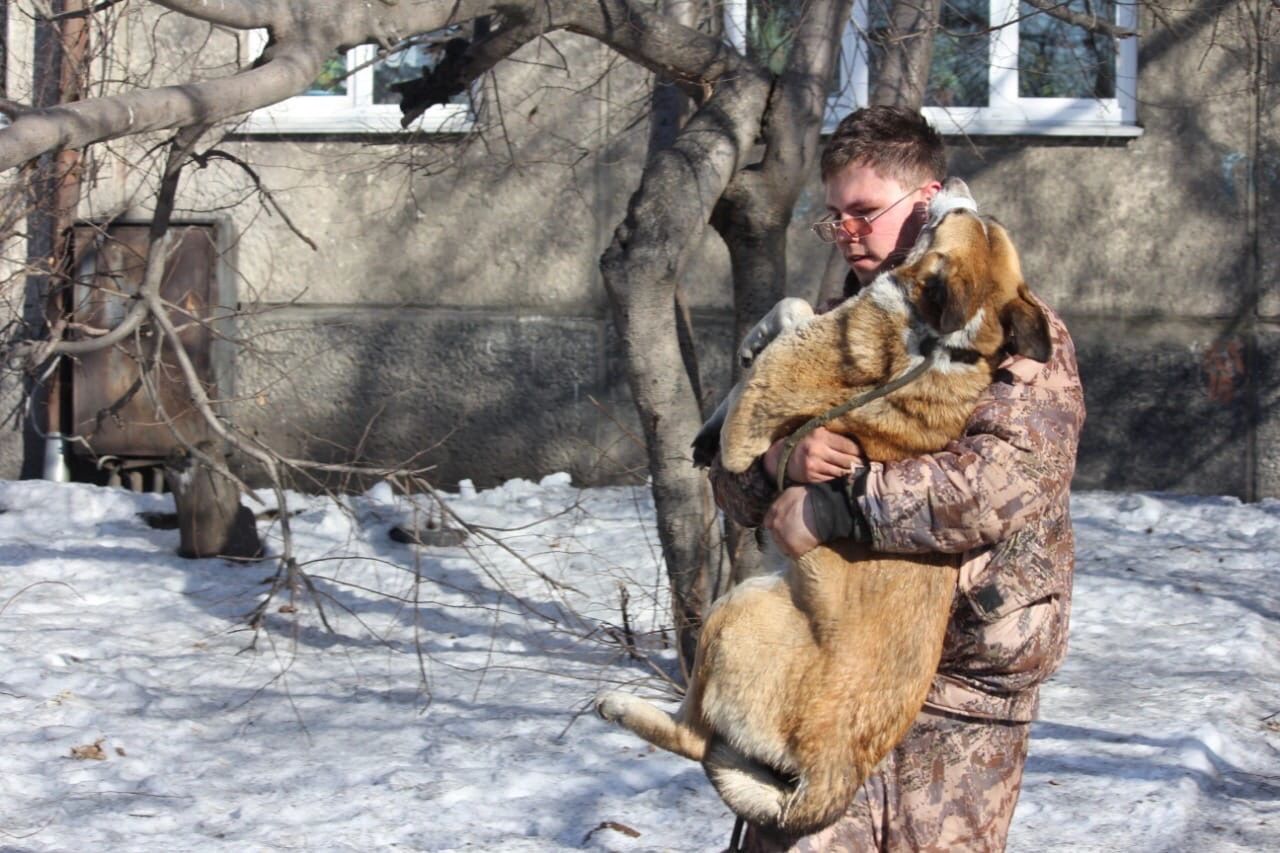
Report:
1203,338,1246,405
1221,152,1248,202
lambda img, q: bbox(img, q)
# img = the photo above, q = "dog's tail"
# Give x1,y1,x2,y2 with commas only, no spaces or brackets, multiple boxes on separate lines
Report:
704,738,857,837
704,737,791,828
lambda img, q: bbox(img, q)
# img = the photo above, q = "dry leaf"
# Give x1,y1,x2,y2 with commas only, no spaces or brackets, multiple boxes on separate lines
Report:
70,739,107,761
581,821,641,844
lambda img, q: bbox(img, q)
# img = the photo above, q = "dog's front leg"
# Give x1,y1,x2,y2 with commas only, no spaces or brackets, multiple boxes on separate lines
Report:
737,298,815,368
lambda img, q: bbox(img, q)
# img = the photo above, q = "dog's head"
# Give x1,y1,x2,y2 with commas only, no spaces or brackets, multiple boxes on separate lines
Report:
895,179,1052,362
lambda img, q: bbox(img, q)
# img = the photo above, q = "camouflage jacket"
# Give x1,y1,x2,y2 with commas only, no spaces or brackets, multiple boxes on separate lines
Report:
709,304,1085,722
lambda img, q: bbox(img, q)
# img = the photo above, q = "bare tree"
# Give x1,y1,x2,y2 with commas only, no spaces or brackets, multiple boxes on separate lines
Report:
0,0,1155,674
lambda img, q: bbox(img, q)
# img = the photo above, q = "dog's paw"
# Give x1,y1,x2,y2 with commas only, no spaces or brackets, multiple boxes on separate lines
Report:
738,298,814,367
691,422,719,469
595,691,633,723
738,327,770,368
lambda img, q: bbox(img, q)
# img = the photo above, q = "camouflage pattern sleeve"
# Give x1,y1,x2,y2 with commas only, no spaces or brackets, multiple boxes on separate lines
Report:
856,305,1085,556
708,456,776,528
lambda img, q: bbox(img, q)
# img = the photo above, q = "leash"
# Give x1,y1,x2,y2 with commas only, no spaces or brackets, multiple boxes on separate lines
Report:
728,815,745,852
774,342,944,494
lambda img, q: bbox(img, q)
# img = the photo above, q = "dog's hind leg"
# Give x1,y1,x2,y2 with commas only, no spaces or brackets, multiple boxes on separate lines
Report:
596,692,709,762
775,756,860,837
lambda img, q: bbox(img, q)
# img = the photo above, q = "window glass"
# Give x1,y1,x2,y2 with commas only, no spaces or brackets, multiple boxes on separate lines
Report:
928,0,989,107
1018,0,1117,98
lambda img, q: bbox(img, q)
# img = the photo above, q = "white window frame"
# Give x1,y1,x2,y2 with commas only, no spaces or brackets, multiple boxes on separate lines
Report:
725,0,1140,137
238,32,472,135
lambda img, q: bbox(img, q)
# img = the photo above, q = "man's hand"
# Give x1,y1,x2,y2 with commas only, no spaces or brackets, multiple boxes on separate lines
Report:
763,426,866,485
763,486,822,558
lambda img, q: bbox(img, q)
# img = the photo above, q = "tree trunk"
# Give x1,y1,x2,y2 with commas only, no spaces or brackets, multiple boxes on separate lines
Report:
710,0,853,584
870,0,943,108
601,73,770,678
165,440,263,559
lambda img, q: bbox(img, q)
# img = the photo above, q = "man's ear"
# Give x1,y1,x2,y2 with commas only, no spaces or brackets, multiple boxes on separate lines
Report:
1001,286,1053,362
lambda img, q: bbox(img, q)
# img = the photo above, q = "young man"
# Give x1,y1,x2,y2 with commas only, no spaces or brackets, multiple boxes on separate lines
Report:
710,106,1086,851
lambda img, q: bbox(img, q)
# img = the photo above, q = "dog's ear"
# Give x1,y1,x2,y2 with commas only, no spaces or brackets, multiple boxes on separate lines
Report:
1001,286,1053,362
921,254,970,335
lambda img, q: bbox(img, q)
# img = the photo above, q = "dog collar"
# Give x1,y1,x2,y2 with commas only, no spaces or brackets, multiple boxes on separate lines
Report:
927,193,979,225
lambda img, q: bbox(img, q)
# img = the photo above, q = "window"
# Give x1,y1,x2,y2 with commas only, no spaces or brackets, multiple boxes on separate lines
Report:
725,0,1139,136
239,32,473,134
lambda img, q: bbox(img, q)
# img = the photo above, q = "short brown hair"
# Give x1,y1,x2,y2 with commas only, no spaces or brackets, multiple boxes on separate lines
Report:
820,106,946,186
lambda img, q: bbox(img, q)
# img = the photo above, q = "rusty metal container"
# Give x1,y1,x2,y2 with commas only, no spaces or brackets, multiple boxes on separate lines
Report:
67,223,231,462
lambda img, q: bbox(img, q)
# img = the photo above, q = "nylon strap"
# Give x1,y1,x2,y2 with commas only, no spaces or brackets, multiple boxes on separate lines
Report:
729,815,745,851
774,343,943,494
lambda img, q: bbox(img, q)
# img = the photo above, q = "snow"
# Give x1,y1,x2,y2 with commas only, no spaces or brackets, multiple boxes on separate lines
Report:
0,478,1276,852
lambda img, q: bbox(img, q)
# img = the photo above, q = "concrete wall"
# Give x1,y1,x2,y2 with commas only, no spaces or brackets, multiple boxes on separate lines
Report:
2,2,1276,497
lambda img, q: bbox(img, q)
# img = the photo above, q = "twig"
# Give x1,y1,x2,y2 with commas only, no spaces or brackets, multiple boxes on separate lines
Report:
191,149,318,251
0,580,84,616
42,0,127,22
617,582,640,660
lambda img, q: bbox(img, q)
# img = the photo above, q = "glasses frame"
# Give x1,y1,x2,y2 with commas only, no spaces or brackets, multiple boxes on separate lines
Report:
809,185,927,243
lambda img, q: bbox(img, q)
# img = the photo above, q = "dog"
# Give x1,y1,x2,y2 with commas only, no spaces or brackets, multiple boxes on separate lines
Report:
598,179,1052,836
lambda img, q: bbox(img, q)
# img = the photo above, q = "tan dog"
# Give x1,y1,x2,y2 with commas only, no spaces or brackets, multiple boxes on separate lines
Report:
598,180,1052,836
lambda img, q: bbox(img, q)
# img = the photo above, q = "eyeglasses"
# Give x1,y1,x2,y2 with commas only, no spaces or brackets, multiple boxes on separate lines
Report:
809,186,925,243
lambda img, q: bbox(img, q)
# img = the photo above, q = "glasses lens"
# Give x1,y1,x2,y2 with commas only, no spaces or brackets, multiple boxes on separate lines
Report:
811,221,838,242
812,215,875,242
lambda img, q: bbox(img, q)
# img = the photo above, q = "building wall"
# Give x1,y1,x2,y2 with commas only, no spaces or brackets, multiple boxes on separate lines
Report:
1,3,1276,497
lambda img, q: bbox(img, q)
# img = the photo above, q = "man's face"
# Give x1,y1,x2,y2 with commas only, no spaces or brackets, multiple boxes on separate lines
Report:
823,164,941,285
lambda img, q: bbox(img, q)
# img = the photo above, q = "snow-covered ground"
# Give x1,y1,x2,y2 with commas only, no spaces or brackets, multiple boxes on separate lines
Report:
0,476,1276,852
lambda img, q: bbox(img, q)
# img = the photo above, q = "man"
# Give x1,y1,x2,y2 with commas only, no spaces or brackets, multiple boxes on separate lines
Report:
710,106,1085,851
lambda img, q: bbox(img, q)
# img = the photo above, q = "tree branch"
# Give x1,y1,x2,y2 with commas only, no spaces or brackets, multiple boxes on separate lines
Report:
395,0,751,123
192,149,318,250
1020,0,1137,39
0,47,322,171
148,0,278,30
43,0,128,23
6,125,203,367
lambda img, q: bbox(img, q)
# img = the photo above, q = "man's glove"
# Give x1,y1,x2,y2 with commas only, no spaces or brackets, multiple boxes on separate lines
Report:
804,473,872,545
